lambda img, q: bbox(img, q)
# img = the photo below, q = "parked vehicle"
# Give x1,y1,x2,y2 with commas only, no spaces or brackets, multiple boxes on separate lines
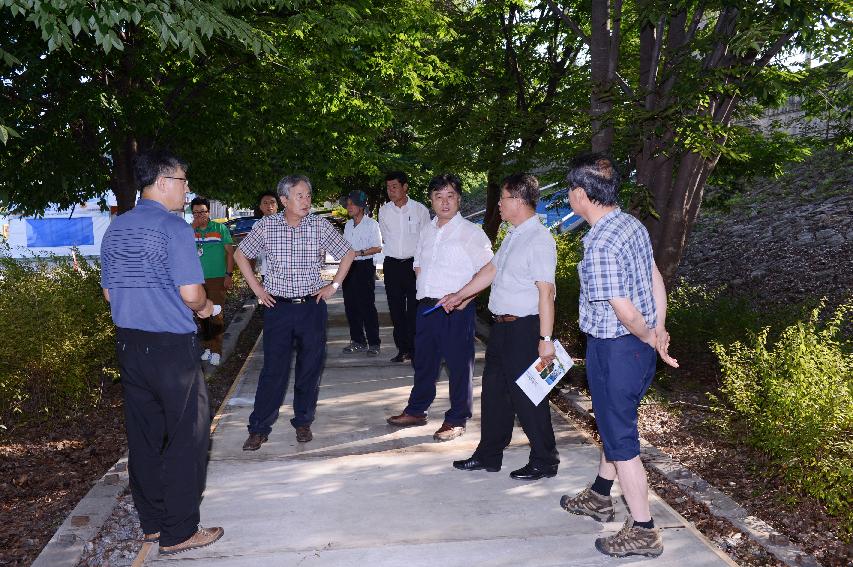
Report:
223,216,259,242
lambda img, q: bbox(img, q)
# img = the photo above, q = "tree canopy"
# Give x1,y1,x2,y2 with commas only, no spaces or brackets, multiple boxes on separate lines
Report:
2,0,850,279
1,0,450,213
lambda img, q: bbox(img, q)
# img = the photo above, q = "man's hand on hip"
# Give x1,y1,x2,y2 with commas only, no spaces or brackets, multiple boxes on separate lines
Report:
312,283,338,302
255,288,276,308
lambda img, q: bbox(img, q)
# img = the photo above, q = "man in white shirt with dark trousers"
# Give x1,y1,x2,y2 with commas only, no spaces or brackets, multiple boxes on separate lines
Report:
440,173,560,480
341,190,383,356
378,171,431,363
386,173,493,441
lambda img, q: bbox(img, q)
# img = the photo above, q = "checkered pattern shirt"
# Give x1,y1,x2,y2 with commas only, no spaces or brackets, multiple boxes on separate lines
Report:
238,213,352,297
578,209,657,338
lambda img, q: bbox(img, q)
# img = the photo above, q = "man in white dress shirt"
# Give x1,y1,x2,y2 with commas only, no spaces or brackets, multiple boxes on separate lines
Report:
386,174,493,441
341,190,383,355
440,173,560,479
378,171,431,363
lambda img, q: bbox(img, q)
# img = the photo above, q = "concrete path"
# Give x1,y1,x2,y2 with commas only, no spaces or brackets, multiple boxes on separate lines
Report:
154,282,734,566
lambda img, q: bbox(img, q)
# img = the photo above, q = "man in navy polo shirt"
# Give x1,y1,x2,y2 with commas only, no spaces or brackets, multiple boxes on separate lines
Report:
558,153,678,558
101,150,223,556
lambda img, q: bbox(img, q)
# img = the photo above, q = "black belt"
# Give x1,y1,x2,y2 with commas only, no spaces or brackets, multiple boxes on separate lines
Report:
419,297,441,306
273,295,315,304
116,328,195,345
385,256,413,262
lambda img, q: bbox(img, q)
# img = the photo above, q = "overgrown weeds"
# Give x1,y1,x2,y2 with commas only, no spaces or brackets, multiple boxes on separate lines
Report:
712,301,853,535
0,252,116,431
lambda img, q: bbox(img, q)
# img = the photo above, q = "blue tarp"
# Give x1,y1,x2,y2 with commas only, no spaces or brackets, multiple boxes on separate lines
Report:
25,218,95,247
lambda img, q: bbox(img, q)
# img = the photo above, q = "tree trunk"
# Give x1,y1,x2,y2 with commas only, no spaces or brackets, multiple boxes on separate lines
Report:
483,171,503,242
111,134,139,214
590,0,620,152
636,149,716,287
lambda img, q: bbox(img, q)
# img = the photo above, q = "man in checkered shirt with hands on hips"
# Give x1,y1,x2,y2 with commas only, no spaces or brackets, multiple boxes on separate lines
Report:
234,174,356,450
559,153,678,558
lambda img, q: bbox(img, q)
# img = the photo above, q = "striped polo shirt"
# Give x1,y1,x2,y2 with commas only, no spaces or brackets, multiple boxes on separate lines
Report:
101,199,205,333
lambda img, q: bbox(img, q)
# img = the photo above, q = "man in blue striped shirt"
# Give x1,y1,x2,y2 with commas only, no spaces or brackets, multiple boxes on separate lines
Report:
101,150,223,555
559,153,678,558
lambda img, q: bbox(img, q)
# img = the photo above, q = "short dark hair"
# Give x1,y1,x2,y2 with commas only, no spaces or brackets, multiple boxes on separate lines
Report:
190,196,210,211
565,153,621,206
133,149,188,192
427,173,462,196
255,191,282,217
501,173,539,208
385,171,408,186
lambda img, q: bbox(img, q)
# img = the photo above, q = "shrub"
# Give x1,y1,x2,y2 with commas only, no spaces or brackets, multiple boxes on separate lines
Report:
0,252,117,430
553,232,584,351
667,281,763,359
712,301,853,533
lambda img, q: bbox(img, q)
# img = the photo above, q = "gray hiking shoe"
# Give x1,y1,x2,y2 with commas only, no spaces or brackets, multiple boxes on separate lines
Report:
559,486,615,522
343,342,367,354
367,344,380,356
594,515,663,558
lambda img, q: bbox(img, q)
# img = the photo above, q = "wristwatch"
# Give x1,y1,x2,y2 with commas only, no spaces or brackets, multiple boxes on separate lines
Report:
539,335,553,342
225,271,233,277
331,281,340,290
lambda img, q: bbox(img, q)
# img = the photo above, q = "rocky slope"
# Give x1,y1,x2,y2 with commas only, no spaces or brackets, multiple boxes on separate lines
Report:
677,148,852,308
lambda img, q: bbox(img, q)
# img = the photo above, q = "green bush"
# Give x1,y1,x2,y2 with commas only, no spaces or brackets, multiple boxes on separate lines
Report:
712,302,853,533
667,281,763,357
553,232,583,350
0,252,117,430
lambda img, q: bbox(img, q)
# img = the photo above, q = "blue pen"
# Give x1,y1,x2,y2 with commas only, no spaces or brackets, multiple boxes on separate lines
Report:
422,304,443,316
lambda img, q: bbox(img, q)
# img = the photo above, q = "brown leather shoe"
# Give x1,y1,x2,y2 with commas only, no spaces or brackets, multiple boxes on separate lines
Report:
386,412,427,427
295,425,313,443
242,432,268,451
433,422,465,441
159,526,224,555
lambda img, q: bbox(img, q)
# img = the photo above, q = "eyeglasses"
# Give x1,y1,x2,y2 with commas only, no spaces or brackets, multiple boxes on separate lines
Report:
191,210,209,215
163,176,190,187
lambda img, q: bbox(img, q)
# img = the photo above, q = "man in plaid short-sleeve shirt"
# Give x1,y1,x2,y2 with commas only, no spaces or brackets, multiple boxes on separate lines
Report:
234,175,356,449
560,154,678,558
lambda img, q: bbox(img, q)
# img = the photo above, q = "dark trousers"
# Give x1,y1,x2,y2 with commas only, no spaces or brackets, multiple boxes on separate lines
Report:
586,334,656,461
404,300,476,426
198,277,226,354
248,299,327,435
343,260,380,346
116,328,210,547
473,315,559,469
383,257,417,355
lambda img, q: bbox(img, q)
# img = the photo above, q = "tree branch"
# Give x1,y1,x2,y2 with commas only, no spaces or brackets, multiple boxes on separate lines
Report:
547,0,635,98
608,0,623,82
500,6,528,112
